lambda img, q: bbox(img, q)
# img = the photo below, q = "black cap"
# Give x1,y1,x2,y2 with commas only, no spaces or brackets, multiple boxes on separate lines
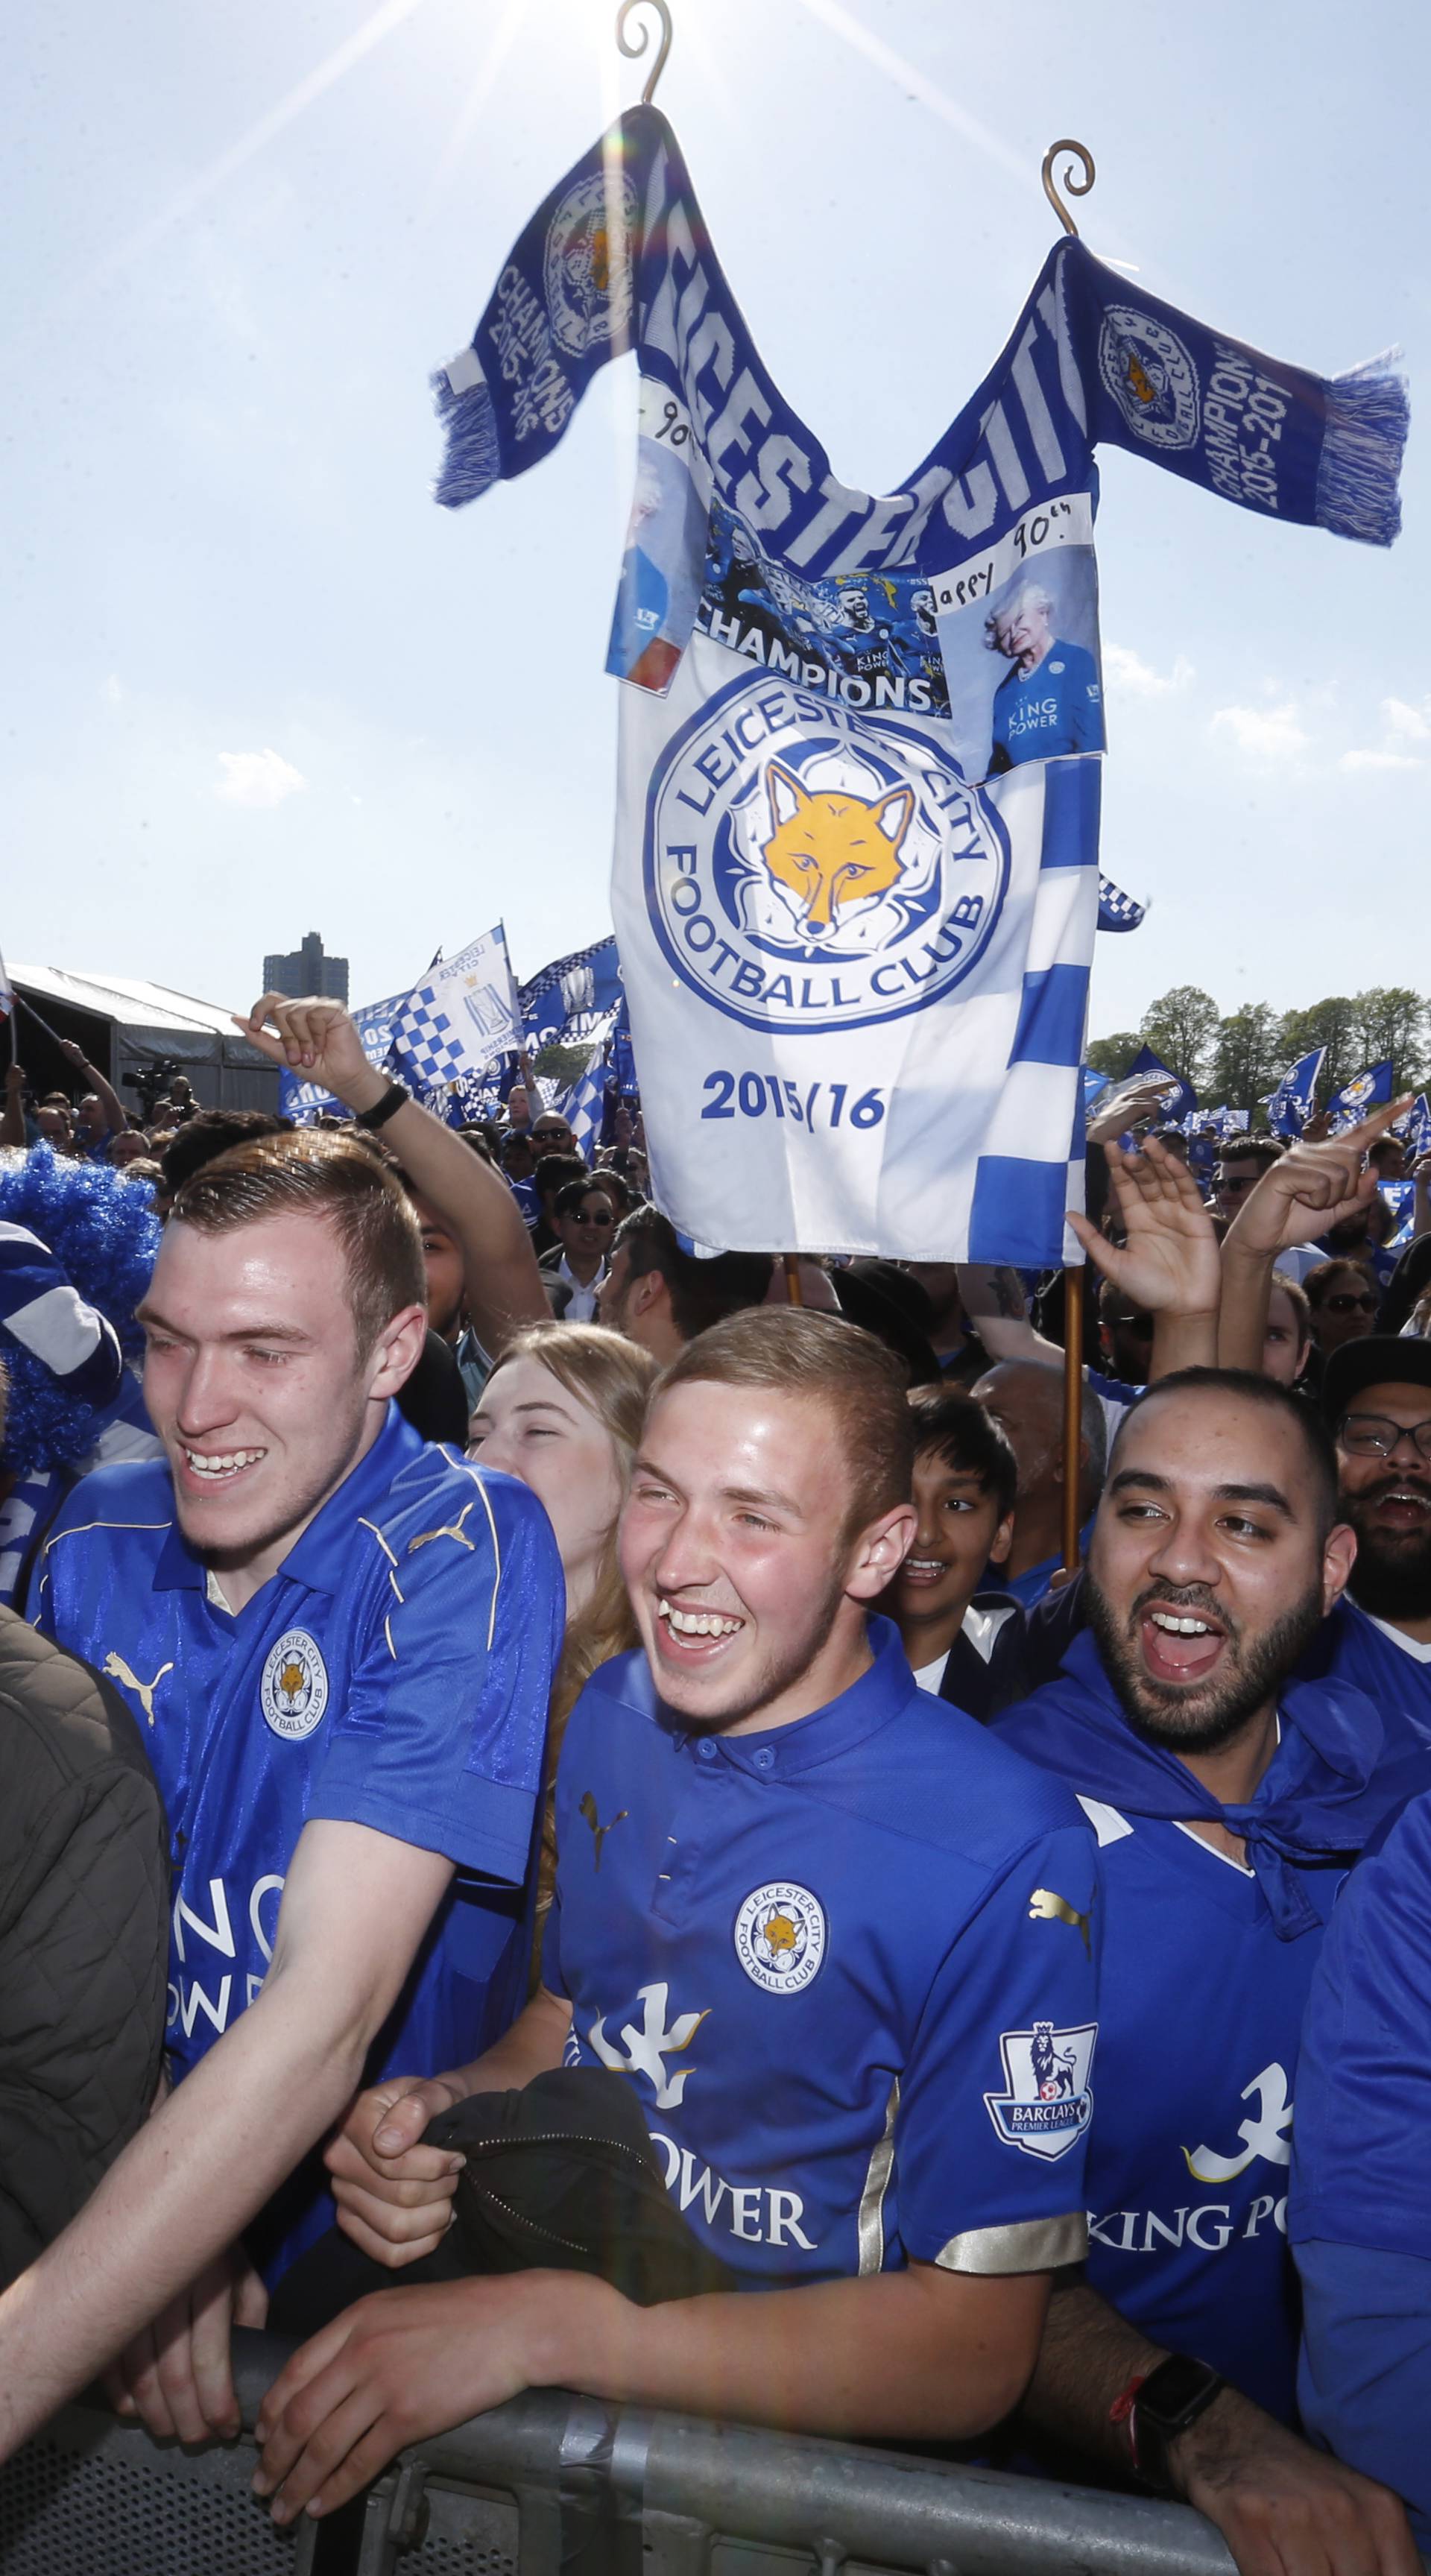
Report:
1321,1335,1431,1427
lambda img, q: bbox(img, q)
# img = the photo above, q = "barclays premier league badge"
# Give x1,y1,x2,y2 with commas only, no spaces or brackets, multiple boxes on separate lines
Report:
260,1630,330,1743
984,2021,1096,2160
645,675,1008,1036
733,1883,827,1995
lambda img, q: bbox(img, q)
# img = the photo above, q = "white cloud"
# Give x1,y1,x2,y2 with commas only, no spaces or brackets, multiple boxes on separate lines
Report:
1339,747,1423,774
215,747,307,809
1209,701,1310,761
1104,643,1195,698
1385,695,1431,743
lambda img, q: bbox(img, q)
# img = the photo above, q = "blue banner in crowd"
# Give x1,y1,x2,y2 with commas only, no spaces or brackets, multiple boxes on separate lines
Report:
1325,1059,1394,1134
1403,1095,1431,1164
1097,877,1146,932
519,937,622,1052
1265,1046,1326,1139
389,926,521,1123
1126,1045,1198,1125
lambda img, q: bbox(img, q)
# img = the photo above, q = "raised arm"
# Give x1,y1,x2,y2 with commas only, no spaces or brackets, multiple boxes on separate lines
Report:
56,1038,125,1137
1218,1102,1408,1371
1066,1137,1222,1379
235,996,549,1362
0,1817,453,2459
1,1063,27,1152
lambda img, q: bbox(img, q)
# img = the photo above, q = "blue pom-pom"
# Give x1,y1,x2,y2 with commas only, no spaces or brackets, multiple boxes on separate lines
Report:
0,1149,159,1474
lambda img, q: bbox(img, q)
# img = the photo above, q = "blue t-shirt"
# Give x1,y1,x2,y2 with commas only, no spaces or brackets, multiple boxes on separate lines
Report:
1290,1786,1431,2534
1318,1596,1431,1749
35,1402,564,2277
548,1619,1099,2285
996,1667,1387,2422
991,639,1102,768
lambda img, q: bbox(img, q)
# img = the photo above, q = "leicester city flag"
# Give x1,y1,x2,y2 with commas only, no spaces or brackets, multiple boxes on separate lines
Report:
519,937,622,1052
1324,1059,1394,1135
390,926,522,1116
1264,1047,1325,1139
1403,1095,1431,1164
1126,1045,1198,1126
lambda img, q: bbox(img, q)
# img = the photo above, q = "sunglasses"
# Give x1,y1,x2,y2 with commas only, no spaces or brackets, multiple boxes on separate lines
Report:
531,1128,572,1143
575,1208,614,1228
1340,1412,1431,1460
1321,1292,1378,1316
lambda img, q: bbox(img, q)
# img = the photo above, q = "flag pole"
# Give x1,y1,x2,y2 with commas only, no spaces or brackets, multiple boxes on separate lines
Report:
1061,1263,1085,1575
782,1254,803,1307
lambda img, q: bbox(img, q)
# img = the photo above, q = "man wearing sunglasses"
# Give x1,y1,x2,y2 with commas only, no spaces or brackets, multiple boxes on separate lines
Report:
540,1179,618,1322
1318,1338,1431,1746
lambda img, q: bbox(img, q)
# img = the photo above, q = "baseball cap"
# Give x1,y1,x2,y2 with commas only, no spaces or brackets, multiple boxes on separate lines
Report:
1321,1335,1431,1427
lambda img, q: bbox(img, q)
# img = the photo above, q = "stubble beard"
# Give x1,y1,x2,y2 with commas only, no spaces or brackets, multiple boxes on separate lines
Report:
1085,1570,1325,1757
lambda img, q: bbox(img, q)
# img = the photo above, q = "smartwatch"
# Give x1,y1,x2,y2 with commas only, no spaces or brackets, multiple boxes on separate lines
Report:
1130,2354,1227,2494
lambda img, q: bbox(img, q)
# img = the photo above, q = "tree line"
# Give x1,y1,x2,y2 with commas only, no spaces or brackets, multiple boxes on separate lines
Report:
1087,986,1427,1112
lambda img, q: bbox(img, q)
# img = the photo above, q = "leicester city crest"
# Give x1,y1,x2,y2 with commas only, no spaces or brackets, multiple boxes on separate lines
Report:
733,1882,827,1995
645,675,1009,1036
260,1630,330,1743
1097,306,1200,451
984,2020,1096,2161
544,169,637,358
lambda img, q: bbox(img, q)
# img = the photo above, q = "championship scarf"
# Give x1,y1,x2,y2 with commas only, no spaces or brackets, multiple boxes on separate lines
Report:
432,107,1406,1263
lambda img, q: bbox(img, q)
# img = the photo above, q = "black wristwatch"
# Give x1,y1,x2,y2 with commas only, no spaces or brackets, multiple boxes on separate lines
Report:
354,1081,410,1131
1131,2354,1228,2494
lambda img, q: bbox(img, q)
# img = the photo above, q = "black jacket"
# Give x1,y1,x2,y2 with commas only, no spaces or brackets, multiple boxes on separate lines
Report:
0,1613,168,2285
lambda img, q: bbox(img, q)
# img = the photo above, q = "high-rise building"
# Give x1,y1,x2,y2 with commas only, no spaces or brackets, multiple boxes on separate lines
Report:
262,931,349,1005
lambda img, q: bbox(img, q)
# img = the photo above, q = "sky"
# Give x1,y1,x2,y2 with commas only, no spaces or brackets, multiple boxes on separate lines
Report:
4,0,1427,1052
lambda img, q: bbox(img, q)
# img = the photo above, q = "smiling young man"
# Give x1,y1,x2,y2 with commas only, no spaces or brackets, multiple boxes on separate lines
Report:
249,1308,1100,2525
0,1130,563,2461
994,1370,1421,2576
882,1385,1024,1719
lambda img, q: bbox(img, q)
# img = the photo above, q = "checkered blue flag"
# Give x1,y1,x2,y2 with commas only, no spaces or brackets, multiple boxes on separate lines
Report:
390,925,520,1108
1097,875,1146,933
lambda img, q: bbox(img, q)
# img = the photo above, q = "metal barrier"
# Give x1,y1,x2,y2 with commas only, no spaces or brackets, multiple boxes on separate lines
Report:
0,2327,1241,2576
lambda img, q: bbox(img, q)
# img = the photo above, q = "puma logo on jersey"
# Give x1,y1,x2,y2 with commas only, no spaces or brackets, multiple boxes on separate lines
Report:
761,761,913,941
103,1652,174,1727
407,1501,477,1554
578,1791,628,1870
1183,2062,1293,2182
1029,1887,1093,1956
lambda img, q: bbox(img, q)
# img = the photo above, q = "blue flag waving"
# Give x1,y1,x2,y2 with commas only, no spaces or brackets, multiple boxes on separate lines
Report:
1097,877,1146,932
432,107,1404,1261
1265,1046,1326,1140
519,937,622,1052
1325,1060,1394,1135
1126,1045,1198,1126
390,926,521,1118
1403,1095,1431,1164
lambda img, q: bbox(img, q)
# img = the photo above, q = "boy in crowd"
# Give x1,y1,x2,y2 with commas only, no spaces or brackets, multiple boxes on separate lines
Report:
880,1386,1025,1717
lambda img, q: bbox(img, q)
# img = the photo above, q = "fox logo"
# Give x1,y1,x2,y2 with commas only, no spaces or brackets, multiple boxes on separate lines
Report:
761,760,913,942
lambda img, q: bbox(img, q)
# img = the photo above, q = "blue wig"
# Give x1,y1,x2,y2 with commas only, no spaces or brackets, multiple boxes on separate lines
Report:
0,1148,160,1475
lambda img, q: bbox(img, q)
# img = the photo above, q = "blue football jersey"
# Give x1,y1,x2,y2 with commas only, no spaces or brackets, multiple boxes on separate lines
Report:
547,1620,1100,2285
35,1401,564,2278
991,639,1102,768
1290,1788,1431,2533
1321,1596,1431,1749
1058,1795,1336,2421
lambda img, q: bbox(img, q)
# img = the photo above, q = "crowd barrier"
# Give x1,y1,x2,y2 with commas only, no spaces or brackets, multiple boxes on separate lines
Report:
0,2326,1249,2576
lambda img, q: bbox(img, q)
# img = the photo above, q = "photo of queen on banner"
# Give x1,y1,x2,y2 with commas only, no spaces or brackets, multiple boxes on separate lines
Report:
431,104,1406,1266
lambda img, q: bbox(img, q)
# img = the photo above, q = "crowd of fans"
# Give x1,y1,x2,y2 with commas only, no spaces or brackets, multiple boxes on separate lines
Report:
1,995,1431,2576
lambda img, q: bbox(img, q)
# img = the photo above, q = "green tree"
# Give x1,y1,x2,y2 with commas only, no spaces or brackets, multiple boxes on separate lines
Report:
1085,1031,1142,1079
1273,998,1359,1102
1348,987,1427,1093
1208,1002,1281,1113
1138,986,1220,1098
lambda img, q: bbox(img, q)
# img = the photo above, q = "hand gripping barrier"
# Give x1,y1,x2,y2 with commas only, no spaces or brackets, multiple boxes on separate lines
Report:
0,2325,1257,2576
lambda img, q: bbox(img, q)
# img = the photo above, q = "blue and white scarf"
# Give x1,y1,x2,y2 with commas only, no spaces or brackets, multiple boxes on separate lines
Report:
432,107,1406,1263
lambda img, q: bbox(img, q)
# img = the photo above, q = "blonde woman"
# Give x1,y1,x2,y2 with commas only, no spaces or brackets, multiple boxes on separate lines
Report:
467,1322,657,1966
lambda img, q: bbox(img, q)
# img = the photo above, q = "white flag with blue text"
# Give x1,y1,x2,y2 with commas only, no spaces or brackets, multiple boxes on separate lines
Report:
390,926,521,1105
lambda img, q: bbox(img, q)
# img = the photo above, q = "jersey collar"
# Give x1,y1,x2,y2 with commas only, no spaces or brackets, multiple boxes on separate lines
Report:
154,1401,426,1596
678,1614,920,1777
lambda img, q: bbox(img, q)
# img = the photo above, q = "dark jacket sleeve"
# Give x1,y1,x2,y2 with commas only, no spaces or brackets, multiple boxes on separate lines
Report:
0,1620,168,2287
